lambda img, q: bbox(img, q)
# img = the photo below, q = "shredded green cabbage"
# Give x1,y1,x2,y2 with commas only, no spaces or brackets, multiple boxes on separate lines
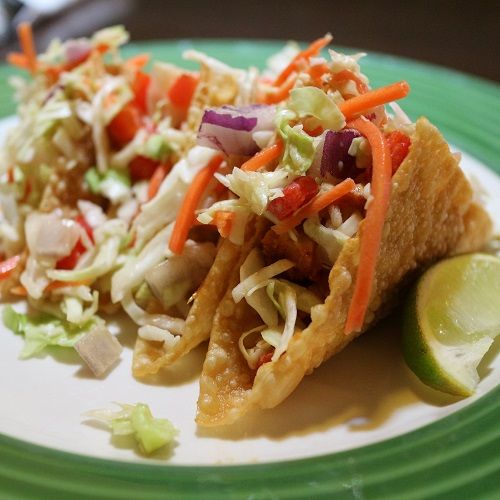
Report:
62,290,99,325
276,109,315,175
303,216,348,264
91,25,129,49
48,219,127,283
84,168,131,204
240,249,278,327
219,167,290,215
84,403,177,455
143,134,171,162
288,87,345,131
3,305,101,358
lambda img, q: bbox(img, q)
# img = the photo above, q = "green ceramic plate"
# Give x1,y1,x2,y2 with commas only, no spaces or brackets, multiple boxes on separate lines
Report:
0,40,499,499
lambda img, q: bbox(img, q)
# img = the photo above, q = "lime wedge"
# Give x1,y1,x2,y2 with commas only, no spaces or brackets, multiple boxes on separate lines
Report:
402,253,500,396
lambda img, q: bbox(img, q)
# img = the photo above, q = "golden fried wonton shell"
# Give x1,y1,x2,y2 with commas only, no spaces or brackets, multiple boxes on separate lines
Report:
196,117,493,426
132,239,241,377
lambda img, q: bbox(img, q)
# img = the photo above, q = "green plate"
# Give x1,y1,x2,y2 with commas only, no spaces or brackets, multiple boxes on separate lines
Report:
0,40,499,499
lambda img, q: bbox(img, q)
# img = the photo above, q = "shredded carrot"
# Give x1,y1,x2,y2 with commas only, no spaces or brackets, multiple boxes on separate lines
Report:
308,62,330,85
45,280,91,292
147,162,171,200
125,53,150,72
263,76,296,104
11,285,27,297
344,117,393,335
241,140,284,172
0,254,21,280
273,34,332,87
339,81,410,121
273,178,356,234
95,43,110,54
17,22,37,74
169,155,224,254
213,211,235,238
6,52,29,69
332,69,369,94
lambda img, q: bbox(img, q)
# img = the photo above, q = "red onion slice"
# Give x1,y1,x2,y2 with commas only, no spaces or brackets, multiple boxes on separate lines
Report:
197,104,276,156
65,39,92,66
203,109,257,131
320,129,361,179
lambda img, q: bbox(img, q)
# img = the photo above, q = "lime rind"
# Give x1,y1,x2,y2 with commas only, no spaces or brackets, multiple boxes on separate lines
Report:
402,253,500,397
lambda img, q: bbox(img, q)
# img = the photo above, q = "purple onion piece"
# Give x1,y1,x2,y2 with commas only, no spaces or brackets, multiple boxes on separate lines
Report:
197,123,259,156
203,109,257,131
197,104,276,156
320,129,362,179
65,39,92,65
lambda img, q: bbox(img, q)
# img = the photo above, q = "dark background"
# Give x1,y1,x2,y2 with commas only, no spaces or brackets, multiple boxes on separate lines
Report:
1,0,499,83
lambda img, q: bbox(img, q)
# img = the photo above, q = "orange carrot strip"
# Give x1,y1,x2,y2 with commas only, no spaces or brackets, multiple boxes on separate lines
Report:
308,62,330,85
125,53,150,71
339,81,410,121
241,140,284,172
6,52,29,69
0,254,21,280
273,178,356,234
273,34,332,87
147,163,171,200
17,22,37,74
332,69,369,94
213,211,235,238
169,155,224,254
344,117,392,335
45,280,91,292
263,76,296,104
11,285,27,297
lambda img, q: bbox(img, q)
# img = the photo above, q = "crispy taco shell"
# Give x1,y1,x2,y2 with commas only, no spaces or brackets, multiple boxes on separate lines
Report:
196,117,493,425
132,238,241,376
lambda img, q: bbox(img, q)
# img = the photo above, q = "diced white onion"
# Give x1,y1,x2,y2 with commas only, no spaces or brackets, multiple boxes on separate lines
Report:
74,324,123,377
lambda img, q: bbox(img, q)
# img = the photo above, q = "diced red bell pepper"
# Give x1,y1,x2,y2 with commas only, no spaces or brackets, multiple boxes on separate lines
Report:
386,130,411,173
132,70,151,114
129,155,160,182
267,176,319,220
74,214,94,243
168,73,199,110
107,103,142,147
56,216,94,270
256,351,274,369
56,241,86,270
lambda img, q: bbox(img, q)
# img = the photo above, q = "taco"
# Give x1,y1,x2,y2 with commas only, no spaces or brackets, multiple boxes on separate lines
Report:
121,51,260,376
193,39,492,425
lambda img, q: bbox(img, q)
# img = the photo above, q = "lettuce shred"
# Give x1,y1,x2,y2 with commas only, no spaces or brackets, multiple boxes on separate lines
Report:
2,305,101,358
84,403,178,455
